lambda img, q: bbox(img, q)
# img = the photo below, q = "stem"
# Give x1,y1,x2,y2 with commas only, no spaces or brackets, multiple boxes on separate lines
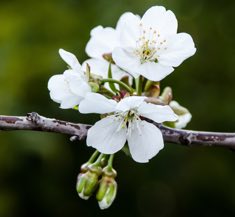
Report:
88,150,99,164
99,86,115,98
135,77,142,96
101,78,134,94
94,153,106,166
108,154,114,168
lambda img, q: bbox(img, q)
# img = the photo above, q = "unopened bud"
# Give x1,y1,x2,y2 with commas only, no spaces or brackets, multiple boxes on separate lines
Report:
102,53,115,64
144,81,160,97
159,86,173,104
89,82,99,92
76,163,102,200
96,167,117,210
168,100,192,129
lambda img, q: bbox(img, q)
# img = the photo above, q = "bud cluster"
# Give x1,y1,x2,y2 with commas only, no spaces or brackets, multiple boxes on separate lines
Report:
76,153,117,209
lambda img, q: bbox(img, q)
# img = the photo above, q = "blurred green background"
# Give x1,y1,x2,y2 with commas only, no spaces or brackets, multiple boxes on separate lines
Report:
0,0,235,216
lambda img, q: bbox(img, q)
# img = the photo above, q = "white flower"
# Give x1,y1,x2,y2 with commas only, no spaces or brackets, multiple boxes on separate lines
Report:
169,100,192,129
84,22,132,85
79,93,178,163
112,6,196,81
86,25,121,59
48,49,91,109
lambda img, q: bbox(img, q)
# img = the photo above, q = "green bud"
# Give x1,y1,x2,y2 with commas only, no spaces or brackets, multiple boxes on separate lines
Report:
96,167,117,210
89,82,99,92
76,163,102,200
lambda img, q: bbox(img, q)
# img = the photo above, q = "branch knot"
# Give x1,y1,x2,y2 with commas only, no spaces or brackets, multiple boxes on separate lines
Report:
26,112,41,124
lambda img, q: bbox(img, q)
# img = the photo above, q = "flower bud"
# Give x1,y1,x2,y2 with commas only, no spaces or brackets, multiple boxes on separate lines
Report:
144,81,160,97
102,53,115,64
89,82,99,92
159,86,172,104
168,100,192,129
96,167,117,210
76,163,102,200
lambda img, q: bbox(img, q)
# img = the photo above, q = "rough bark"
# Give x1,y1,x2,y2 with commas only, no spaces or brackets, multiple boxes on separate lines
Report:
0,112,235,150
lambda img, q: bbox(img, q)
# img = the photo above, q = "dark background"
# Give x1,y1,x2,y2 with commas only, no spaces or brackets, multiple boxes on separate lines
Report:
0,0,235,216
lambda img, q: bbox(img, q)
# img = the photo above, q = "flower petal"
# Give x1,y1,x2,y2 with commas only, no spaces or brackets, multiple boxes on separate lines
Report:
87,116,127,154
116,12,141,48
79,93,117,114
138,102,178,123
85,26,120,59
116,96,146,112
59,49,82,71
112,47,141,78
64,70,91,97
141,6,178,35
158,33,196,67
48,74,71,102
82,58,107,78
48,74,66,93
138,62,174,81
82,58,127,80
60,95,82,109
127,120,164,163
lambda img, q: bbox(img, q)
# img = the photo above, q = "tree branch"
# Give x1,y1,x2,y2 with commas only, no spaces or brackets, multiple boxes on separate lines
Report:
0,112,90,140
0,112,235,150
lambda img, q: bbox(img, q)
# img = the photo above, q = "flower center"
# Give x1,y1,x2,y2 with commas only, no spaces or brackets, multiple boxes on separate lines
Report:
116,109,139,129
135,23,168,64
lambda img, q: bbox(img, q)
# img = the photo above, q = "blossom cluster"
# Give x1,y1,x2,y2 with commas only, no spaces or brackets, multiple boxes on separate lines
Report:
48,6,195,209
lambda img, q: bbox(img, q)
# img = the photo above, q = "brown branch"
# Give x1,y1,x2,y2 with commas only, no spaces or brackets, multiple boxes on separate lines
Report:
0,112,90,140
0,112,235,150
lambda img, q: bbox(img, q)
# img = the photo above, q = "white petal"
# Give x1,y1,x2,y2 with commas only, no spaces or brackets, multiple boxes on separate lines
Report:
48,72,83,109
87,116,127,154
112,47,141,78
175,113,192,129
138,62,174,81
64,70,91,97
48,74,66,92
85,26,120,59
141,6,178,35
138,102,178,123
90,25,103,36
82,58,127,80
116,96,146,112
82,58,107,78
60,95,82,109
116,12,141,48
59,49,82,71
127,120,164,163
48,74,72,102
158,33,196,67
79,93,117,114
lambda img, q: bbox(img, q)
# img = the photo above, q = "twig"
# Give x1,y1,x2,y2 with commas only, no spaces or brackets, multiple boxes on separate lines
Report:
0,112,90,140
0,112,235,150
